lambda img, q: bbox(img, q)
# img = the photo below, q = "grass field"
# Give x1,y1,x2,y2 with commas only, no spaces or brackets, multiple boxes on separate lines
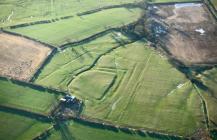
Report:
211,0,217,9
0,0,215,139
47,120,158,140
0,0,143,27
35,32,131,90
197,68,217,129
6,8,142,46
0,78,61,115
68,40,205,136
71,70,116,100
0,110,51,140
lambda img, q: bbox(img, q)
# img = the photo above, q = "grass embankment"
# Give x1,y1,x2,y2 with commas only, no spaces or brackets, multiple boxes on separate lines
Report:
0,79,61,115
47,120,158,140
0,0,142,27
34,32,131,90
0,110,51,140
6,8,142,46
69,40,205,136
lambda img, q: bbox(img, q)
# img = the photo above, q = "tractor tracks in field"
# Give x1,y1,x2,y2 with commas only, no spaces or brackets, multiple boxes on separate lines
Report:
193,84,210,130
118,53,153,121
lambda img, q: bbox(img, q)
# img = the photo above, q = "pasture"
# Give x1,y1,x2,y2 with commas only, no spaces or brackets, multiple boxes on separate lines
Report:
47,120,158,140
69,40,205,136
0,78,61,116
0,0,143,27
0,0,216,139
0,32,51,81
35,31,131,90
70,70,116,100
0,110,51,140
197,67,217,129
6,8,142,46
211,0,217,9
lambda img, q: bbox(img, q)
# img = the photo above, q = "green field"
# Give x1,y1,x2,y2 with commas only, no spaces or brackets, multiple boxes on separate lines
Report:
0,110,51,140
0,0,143,27
68,40,205,136
0,0,216,139
197,68,217,129
47,120,159,140
71,70,116,100
35,32,131,90
211,0,217,9
6,8,142,46
0,78,61,115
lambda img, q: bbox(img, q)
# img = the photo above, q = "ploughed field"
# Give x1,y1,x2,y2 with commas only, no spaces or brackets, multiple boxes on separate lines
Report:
0,32,51,81
0,0,217,140
148,3,217,65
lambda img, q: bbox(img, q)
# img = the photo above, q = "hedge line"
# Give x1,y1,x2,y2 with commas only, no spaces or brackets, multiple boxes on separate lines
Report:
7,15,74,29
4,3,140,30
66,116,187,140
0,105,51,122
203,0,217,21
1,30,55,49
0,76,68,96
77,3,140,16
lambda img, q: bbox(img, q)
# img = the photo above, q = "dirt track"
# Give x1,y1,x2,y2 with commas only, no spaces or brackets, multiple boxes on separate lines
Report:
0,32,51,81
149,3,217,65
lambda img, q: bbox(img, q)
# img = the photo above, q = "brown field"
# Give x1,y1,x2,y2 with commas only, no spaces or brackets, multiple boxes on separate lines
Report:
0,32,51,81
149,3,217,65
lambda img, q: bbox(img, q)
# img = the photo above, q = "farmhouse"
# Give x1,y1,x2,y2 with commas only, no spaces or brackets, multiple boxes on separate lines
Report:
60,95,82,106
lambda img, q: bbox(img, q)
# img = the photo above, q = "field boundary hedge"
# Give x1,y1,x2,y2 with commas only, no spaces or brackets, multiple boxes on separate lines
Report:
203,0,217,21
63,116,187,139
0,76,68,96
30,48,57,82
60,20,139,49
2,3,141,30
33,126,54,140
77,3,140,16
0,30,56,49
0,105,51,122
6,15,74,29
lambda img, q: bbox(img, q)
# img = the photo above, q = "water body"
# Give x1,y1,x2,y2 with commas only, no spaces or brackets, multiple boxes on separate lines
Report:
175,3,202,8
